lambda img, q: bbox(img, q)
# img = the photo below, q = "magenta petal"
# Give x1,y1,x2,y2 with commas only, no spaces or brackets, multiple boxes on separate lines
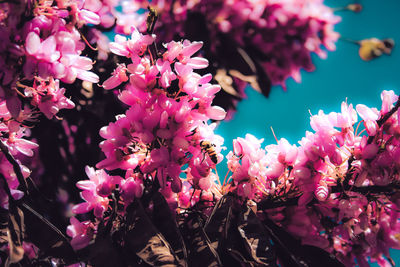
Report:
187,57,209,69
109,42,129,57
76,180,96,191
181,41,203,57
41,36,59,61
199,73,212,84
102,76,122,90
356,104,379,121
72,57,93,71
71,234,91,250
206,106,226,120
77,71,99,83
6,96,21,119
10,189,24,200
174,62,192,77
25,32,40,55
72,202,92,214
79,9,101,25
93,204,106,218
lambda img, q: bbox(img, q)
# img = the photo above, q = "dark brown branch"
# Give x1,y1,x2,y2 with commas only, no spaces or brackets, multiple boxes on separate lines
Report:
0,173,14,201
331,183,400,194
368,96,400,144
257,183,400,210
377,97,400,128
257,196,301,210
0,140,28,194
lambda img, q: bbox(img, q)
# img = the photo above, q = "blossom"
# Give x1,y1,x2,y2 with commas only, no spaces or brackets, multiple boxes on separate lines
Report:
66,217,94,250
73,166,121,217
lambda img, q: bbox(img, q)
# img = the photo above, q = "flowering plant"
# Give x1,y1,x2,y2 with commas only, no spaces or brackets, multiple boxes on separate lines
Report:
0,1,398,267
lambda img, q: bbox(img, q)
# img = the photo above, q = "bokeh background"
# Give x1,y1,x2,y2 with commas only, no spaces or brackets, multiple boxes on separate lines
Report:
215,0,400,265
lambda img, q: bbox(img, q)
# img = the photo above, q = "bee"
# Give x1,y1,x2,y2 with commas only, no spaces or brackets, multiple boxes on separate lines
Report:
146,6,158,34
200,140,218,164
358,38,394,61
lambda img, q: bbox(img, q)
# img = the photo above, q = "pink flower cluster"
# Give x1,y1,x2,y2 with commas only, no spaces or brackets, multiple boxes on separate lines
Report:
0,0,99,122
226,90,400,266
24,13,99,84
0,1,102,213
25,77,75,119
70,28,226,249
0,100,38,208
117,0,340,88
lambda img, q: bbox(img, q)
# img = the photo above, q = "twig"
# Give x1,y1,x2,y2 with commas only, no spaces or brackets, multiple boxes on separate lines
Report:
0,173,14,202
258,183,400,210
331,183,400,194
0,140,28,195
368,96,400,144
377,97,400,128
257,196,301,210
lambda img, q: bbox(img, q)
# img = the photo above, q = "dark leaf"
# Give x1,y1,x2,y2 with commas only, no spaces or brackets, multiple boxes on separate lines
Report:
83,235,125,267
205,195,268,266
214,69,242,98
262,217,345,267
243,44,272,97
0,207,8,246
237,206,276,266
125,199,179,266
217,34,256,76
217,34,271,97
300,245,346,267
178,212,222,267
152,192,188,267
204,194,234,250
7,203,24,265
250,57,271,97
19,202,77,264
222,211,257,267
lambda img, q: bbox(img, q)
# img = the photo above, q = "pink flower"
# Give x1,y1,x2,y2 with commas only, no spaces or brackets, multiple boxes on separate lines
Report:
109,27,155,58
74,166,121,217
26,78,75,119
102,64,129,90
356,104,379,136
66,217,94,250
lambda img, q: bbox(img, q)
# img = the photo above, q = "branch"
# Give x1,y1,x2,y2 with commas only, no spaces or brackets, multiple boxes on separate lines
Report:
0,173,14,202
377,97,400,128
257,183,400,210
331,183,400,194
368,96,400,144
0,140,28,195
257,196,301,210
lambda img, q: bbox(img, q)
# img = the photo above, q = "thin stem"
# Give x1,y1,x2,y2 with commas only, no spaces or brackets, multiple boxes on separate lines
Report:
331,4,362,13
339,36,360,45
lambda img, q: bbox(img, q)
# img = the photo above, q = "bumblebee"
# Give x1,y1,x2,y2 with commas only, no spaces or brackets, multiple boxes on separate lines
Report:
359,38,394,61
200,140,218,164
